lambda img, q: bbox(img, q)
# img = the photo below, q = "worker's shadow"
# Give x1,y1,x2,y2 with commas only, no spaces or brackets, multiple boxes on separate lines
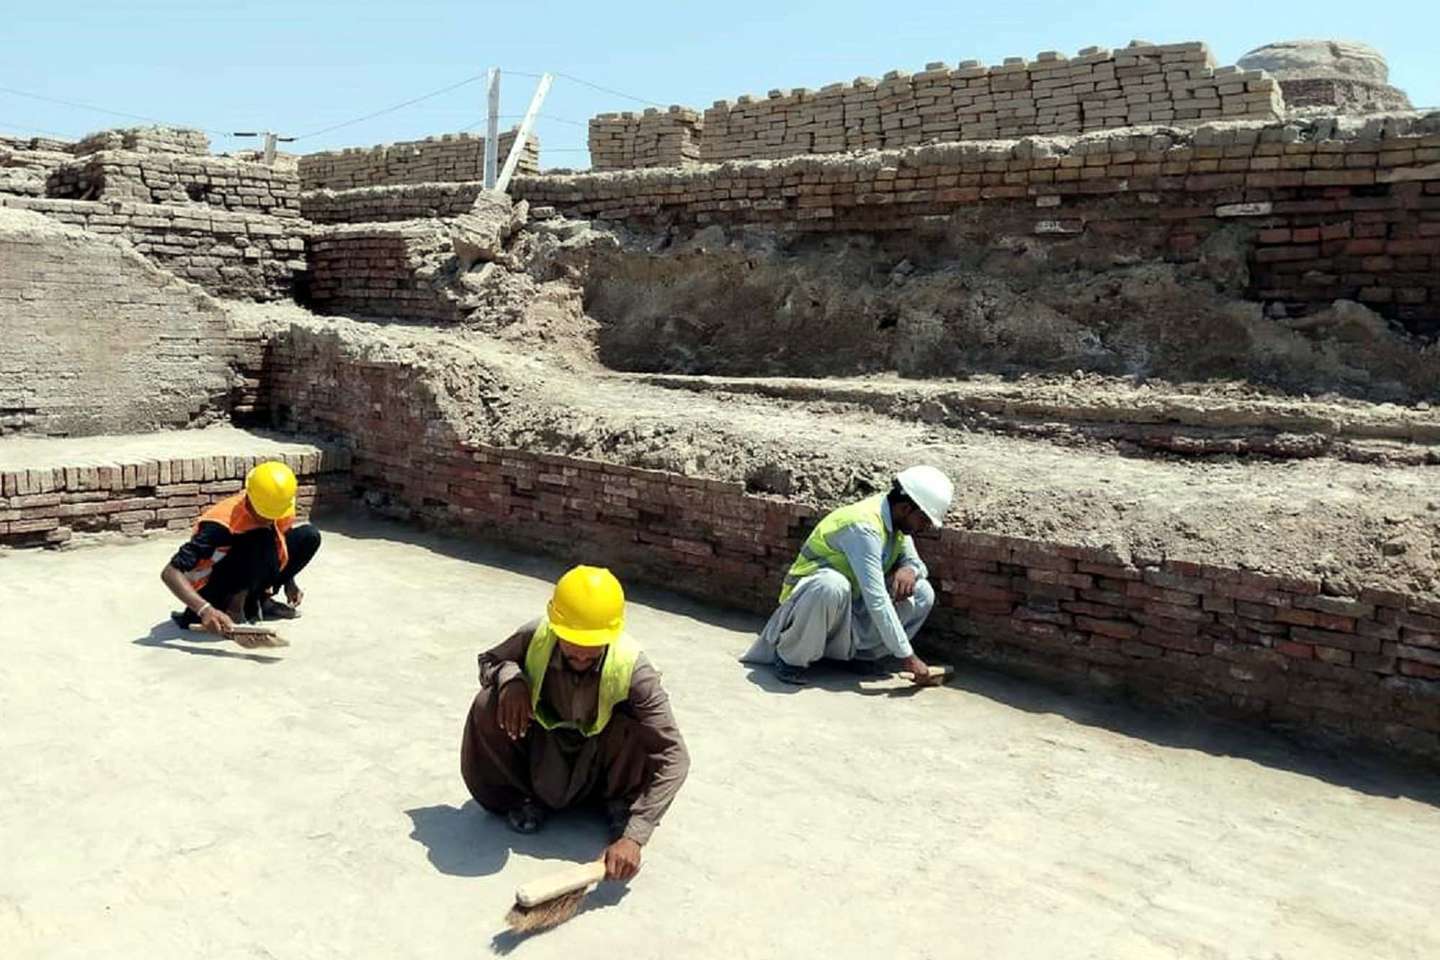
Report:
405,801,630,950
742,661,928,697
131,619,284,665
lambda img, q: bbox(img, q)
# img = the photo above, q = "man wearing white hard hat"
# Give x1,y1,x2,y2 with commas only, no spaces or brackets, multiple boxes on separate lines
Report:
742,465,954,685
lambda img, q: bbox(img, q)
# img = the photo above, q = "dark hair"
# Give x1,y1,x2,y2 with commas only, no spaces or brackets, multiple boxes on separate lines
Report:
887,480,915,509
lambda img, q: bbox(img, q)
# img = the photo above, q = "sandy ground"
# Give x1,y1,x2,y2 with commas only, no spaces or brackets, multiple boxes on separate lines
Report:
3,516,1439,960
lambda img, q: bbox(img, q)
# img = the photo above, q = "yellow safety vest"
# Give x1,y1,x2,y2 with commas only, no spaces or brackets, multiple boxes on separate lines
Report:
779,494,908,602
523,619,641,737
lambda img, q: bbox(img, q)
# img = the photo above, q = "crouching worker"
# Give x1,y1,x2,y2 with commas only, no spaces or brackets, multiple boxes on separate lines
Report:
160,461,322,638
742,465,954,686
461,566,690,882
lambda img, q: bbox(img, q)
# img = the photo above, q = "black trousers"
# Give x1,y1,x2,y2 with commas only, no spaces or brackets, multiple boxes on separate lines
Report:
193,525,322,618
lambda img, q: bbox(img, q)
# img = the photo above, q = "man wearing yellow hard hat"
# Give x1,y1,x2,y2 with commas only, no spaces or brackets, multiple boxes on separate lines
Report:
461,565,690,882
160,461,322,639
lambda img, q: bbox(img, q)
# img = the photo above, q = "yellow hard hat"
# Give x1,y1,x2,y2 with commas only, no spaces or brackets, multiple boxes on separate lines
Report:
547,565,625,647
245,461,297,521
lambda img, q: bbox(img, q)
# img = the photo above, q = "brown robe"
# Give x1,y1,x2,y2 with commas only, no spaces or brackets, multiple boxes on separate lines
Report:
460,618,690,845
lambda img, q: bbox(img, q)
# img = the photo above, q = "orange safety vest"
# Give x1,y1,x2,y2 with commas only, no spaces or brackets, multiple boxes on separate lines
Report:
184,493,294,591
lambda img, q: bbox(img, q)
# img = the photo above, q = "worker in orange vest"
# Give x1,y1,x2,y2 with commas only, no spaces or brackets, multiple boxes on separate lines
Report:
160,461,322,639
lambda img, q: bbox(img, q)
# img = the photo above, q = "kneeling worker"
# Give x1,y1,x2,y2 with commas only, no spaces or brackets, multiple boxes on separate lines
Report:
461,566,690,882
160,461,322,637
743,465,953,685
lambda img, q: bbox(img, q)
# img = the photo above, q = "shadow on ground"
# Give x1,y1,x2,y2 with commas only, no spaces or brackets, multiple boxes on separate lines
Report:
327,508,1440,808
132,619,284,665
404,800,628,954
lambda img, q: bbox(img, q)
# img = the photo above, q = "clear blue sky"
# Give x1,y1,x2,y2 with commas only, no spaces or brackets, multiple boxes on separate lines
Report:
3,0,1435,169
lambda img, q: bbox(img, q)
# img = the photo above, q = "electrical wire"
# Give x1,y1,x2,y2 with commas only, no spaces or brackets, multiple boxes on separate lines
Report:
293,71,490,140
0,84,226,135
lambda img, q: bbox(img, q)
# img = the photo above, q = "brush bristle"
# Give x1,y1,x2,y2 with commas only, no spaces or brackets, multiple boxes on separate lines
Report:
504,890,586,933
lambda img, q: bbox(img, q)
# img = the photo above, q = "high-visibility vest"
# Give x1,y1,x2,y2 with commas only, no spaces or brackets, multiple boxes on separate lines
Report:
523,618,640,737
184,493,294,591
779,494,908,602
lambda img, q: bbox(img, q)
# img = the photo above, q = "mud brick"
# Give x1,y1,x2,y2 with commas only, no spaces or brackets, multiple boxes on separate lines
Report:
1340,612,1398,641
1274,607,1324,627
1290,626,1380,655
1080,588,1128,607
1144,600,1211,623
1401,630,1440,650
1360,586,1410,608
1075,615,1141,640
1142,627,1210,655
9,518,61,534
1397,644,1440,668
1141,567,1209,593
1399,660,1440,680
1393,612,1440,640
1127,582,1200,606
1203,596,1236,614
1214,581,1291,606
1026,568,1093,589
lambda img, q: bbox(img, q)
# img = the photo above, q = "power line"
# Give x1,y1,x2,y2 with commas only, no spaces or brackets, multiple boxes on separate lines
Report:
552,71,667,109
0,84,227,135
294,71,490,141
0,119,74,139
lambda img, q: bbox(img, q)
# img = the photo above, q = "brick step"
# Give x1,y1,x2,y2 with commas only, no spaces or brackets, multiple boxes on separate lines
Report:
0,427,351,547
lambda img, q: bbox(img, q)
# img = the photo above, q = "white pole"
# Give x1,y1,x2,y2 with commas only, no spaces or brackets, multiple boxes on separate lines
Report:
495,72,552,194
484,67,500,189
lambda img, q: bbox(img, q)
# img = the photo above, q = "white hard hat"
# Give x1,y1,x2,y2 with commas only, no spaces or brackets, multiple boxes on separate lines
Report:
895,465,954,527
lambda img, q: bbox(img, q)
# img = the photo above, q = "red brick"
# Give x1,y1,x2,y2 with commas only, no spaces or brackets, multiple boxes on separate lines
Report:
1127,582,1200,606
1290,626,1381,655
1075,616,1141,640
1277,641,1314,660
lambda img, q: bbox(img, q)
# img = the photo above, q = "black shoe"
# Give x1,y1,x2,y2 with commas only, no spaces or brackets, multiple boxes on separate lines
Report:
773,660,809,685
260,597,301,620
506,800,547,835
837,658,892,677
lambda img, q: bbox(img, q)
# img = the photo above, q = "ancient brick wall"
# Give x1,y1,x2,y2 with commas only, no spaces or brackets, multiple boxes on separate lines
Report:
47,151,302,217
301,181,487,224
589,107,704,171
264,326,1440,762
1,137,73,198
72,126,210,157
1,196,306,301
0,208,269,437
297,130,539,191
584,41,1284,169
516,115,1440,333
0,447,345,547
305,221,457,320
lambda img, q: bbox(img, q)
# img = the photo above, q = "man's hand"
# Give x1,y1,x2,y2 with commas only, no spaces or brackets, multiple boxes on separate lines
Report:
200,606,236,637
902,654,940,686
284,581,304,607
890,567,918,602
602,837,642,882
496,678,533,741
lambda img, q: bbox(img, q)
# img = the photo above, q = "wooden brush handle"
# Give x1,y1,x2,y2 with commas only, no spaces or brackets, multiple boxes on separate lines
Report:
515,860,608,907
900,664,953,681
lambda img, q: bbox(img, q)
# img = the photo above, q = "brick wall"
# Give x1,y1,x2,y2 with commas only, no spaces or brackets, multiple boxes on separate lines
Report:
516,114,1440,333
0,208,270,437
47,150,302,217
298,130,539,191
305,221,457,320
1,196,307,301
301,181,487,224
0,447,347,548
72,126,211,157
589,107,704,171
266,326,1440,763
584,41,1284,169
1,137,72,198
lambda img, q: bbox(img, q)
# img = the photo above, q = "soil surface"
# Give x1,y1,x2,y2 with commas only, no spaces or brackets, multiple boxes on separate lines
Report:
276,313,1440,598
3,518,1438,959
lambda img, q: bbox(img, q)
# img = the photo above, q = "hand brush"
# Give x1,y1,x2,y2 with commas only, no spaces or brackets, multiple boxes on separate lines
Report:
503,860,607,933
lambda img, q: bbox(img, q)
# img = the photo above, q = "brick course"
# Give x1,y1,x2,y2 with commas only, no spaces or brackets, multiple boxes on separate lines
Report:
298,130,539,191
266,328,1440,764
